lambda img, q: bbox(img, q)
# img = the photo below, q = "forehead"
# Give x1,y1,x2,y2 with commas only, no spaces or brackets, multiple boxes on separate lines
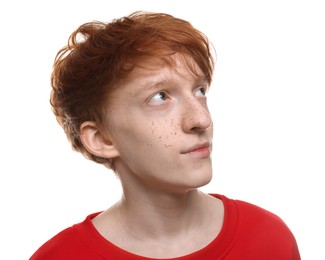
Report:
121,54,206,87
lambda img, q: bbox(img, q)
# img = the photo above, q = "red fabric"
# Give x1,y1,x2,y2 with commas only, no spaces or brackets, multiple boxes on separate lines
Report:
30,194,300,259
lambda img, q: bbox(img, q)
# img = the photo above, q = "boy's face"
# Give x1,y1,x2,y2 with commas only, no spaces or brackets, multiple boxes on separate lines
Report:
104,55,213,193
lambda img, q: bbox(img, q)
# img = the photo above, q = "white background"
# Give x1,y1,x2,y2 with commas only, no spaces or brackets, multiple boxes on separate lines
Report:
0,0,324,259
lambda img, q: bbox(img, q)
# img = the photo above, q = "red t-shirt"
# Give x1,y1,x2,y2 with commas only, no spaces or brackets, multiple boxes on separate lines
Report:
30,194,300,259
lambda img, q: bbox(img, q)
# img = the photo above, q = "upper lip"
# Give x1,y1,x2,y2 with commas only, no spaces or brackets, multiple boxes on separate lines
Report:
181,142,211,154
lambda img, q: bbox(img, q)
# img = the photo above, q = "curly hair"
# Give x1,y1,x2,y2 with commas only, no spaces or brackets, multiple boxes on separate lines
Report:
50,11,215,168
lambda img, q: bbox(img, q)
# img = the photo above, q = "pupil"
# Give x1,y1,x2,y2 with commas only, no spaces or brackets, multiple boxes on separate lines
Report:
159,92,166,100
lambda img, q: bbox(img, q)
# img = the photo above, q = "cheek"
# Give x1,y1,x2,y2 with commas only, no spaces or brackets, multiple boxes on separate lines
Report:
146,118,180,148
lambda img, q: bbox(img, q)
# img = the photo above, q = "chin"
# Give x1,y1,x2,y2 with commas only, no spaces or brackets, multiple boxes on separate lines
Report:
198,173,213,188
186,167,213,190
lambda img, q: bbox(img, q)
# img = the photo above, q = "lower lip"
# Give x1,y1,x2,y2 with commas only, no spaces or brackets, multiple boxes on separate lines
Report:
186,147,211,158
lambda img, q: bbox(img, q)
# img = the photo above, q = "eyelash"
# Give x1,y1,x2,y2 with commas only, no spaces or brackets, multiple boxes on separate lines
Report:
195,86,208,97
147,86,208,105
148,91,170,105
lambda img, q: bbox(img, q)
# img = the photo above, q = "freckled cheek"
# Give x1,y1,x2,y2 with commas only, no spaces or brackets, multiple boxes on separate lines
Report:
145,119,179,148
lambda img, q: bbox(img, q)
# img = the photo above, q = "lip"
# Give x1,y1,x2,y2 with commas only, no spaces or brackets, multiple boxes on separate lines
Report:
181,142,211,158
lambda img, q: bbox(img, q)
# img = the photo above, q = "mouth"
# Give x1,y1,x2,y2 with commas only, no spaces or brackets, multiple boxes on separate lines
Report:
181,142,211,158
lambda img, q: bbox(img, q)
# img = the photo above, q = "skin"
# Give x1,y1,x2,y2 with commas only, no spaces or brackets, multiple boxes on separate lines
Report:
80,54,224,258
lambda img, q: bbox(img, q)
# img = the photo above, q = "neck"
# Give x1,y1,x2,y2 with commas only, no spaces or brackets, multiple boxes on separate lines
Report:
118,188,206,239
91,183,223,258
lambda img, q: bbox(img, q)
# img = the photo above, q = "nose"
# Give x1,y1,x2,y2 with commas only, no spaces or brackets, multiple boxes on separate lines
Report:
181,97,212,133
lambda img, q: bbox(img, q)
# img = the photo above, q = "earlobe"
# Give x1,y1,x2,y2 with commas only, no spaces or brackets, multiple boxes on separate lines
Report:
79,121,120,159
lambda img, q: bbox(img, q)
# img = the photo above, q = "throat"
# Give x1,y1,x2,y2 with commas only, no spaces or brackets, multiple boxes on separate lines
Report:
92,190,224,258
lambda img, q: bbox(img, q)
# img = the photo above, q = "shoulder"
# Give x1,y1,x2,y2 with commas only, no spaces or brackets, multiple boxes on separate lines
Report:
219,194,293,235
212,194,289,227
217,194,300,259
234,198,292,233
30,213,101,260
30,226,80,260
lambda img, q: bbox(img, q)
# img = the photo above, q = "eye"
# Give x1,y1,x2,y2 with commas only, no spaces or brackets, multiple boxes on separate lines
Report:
148,91,169,105
194,86,208,97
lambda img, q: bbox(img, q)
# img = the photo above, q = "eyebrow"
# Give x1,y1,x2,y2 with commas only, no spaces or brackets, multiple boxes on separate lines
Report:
140,75,208,90
147,81,166,89
138,78,168,92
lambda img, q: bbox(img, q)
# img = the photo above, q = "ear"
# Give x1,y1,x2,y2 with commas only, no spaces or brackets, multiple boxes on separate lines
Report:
79,121,120,159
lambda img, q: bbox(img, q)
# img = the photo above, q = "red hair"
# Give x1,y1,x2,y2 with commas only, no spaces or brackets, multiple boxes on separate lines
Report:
51,11,215,166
